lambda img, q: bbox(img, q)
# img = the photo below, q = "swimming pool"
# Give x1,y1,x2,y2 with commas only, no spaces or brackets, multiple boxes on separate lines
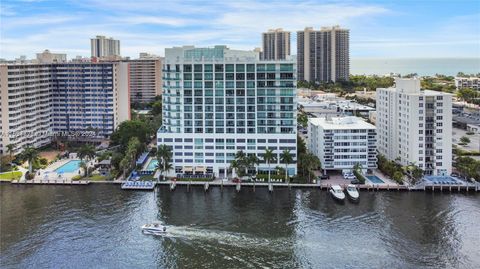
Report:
424,176,460,184
145,159,158,171
55,160,81,173
367,175,385,184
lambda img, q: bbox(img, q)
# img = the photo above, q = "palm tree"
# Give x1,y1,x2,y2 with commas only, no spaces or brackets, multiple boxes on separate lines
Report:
405,163,424,185
262,148,276,184
21,147,39,173
299,152,320,183
79,161,88,177
353,162,362,172
120,157,131,179
229,159,239,178
280,149,294,183
234,150,248,177
156,144,172,181
248,154,260,177
6,144,15,160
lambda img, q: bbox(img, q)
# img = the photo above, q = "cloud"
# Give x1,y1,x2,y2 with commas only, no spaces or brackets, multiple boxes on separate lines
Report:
0,0,478,59
112,16,198,27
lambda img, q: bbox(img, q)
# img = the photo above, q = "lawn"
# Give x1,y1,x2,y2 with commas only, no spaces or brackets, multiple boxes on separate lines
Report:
72,174,113,181
138,175,155,181
0,171,23,181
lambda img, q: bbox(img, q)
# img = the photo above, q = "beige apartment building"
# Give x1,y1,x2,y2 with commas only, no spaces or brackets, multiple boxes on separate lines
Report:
262,28,291,60
297,26,350,83
126,53,163,103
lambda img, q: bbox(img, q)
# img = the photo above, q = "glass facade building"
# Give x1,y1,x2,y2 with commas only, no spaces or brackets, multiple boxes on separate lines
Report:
158,46,297,178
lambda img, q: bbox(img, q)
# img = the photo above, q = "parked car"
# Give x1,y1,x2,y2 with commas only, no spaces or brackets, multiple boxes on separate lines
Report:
343,172,356,180
232,178,241,183
319,175,330,180
350,179,362,185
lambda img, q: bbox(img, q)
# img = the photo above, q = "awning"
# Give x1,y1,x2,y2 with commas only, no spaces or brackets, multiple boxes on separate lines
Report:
183,166,193,172
195,166,206,172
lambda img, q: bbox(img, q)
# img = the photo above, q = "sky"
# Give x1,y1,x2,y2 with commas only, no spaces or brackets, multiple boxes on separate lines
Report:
1,0,479,60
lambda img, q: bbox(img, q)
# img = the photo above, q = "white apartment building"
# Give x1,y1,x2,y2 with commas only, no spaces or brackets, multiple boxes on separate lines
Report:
376,78,452,176
308,116,377,174
455,77,479,90
0,62,129,155
91,35,120,58
157,45,297,178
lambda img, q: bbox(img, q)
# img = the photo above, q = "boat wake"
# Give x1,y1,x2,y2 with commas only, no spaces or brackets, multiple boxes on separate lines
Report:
149,225,287,249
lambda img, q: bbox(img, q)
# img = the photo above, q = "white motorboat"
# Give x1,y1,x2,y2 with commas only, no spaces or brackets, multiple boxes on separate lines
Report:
345,184,359,201
329,185,345,201
142,222,167,235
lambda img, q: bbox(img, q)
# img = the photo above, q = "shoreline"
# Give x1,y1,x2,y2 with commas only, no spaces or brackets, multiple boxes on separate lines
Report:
3,180,479,192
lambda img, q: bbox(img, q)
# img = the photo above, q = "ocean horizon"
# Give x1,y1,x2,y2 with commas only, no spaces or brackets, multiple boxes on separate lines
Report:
351,58,480,76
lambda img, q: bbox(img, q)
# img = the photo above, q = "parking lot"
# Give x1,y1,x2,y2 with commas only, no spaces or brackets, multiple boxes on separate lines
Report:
452,127,480,152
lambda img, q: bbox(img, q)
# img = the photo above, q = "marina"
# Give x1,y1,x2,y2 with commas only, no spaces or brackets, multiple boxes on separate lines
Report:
1,184,479,268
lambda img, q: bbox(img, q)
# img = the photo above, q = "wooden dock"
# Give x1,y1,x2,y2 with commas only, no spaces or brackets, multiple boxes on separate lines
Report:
154,181,479,192
11,180,90,185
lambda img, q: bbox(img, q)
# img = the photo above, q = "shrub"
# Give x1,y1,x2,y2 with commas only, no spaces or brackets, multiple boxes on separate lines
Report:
256,174,284,180
176,177,213,182
39,158,48,166
25,172,35,180
72,175,82,181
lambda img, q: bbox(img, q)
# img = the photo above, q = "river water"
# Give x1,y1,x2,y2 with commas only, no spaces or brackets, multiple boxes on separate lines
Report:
1,184,479,269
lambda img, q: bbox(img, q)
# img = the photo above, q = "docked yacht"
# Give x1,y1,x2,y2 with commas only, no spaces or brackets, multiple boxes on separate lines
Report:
329,185,345,201
345,184,359,201
141,222,167,235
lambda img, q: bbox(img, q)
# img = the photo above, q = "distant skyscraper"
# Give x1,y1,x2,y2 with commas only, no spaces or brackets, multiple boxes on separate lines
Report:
262,28,291,60
90,35,120,58
376,78,452,176
297,26,349,83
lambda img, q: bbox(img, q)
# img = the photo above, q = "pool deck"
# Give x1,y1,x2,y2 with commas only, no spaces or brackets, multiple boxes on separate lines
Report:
35,158,93,181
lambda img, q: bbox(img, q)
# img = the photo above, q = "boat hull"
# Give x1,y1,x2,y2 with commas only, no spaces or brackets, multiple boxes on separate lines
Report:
329,191,345,202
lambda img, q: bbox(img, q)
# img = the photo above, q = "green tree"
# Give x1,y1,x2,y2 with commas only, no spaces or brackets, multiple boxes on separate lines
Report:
79,161,88,177
230,150,253,177
247,154,260,177
393,171,404,184
156,144,172,181
280,149,294,183
407,164,424,185
6,144,15,159
78,144,96,162
118,137,142,178
263,148,276,184
298,152,320,183
455,156,480,180
460,136,471,145
110,120,151,149
297,113,308,128
21,147,39,173
151,100,162,116
297,135,307,156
